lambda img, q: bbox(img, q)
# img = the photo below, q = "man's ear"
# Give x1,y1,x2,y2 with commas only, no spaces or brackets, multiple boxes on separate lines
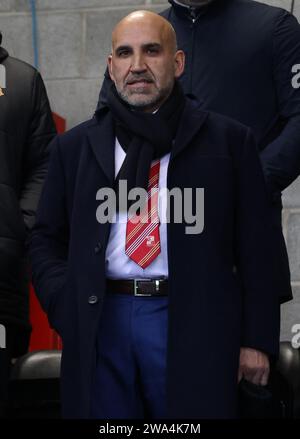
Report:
107,55,115,81
174,50,185,79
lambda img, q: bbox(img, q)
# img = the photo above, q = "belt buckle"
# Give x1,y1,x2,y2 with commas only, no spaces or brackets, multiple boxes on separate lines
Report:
134,279,160,297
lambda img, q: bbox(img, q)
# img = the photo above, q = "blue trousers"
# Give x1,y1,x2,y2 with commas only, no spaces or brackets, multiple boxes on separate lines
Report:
90,292,169,419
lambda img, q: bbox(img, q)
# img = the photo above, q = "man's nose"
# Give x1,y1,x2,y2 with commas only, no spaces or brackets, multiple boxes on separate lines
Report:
130,54,146,72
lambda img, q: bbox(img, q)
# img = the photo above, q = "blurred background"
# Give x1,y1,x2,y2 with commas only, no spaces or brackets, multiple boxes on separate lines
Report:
0,0,299,346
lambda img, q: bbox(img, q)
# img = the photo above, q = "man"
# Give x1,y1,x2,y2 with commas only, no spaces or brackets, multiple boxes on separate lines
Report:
29,11,290,419
99,0,300,304
0,32,56,416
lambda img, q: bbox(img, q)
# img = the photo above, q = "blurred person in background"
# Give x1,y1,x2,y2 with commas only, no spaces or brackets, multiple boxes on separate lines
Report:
0,31,56,417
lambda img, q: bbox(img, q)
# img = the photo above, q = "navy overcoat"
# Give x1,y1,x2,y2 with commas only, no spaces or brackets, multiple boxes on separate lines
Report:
29,99,290,418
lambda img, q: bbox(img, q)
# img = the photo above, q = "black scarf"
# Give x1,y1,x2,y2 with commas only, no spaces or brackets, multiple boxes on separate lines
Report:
106,81,185,203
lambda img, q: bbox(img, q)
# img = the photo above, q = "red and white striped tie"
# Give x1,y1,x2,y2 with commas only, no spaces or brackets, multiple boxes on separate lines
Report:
125,160,161,268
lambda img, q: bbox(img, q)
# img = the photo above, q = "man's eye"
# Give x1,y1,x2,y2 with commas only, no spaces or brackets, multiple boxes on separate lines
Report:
118,50,130,57
147,48,159,55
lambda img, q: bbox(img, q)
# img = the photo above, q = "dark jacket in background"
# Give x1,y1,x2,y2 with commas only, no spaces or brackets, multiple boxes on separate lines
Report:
0,35,56,356
164,0,300,195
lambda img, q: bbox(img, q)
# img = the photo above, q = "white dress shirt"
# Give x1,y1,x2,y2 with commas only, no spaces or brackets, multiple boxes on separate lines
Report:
105,138,169,279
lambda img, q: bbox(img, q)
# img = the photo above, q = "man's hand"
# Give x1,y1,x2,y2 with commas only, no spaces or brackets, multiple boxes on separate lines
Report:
238,347,270,386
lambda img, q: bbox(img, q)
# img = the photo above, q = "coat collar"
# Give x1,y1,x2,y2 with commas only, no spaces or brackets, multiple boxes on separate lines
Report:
87,100,208,182
171,98,208,161
87,109,115,184
168,0,228,22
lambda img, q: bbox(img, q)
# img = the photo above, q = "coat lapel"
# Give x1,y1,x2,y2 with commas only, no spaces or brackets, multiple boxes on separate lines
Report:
171,99,208,161
87,110,115,185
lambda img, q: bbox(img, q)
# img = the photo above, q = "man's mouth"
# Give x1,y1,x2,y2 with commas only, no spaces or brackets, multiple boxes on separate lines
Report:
126,79,153,85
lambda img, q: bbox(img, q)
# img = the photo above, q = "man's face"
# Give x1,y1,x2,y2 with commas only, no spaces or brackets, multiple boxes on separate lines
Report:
108,15,184,112
176,0,215,7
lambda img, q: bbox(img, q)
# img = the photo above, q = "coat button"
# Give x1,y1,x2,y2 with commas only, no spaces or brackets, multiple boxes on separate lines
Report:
88,295,99,305
94,242,102,254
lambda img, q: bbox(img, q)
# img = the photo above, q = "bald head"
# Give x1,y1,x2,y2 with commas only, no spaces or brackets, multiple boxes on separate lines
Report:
112,11,178,55
108,10,185,112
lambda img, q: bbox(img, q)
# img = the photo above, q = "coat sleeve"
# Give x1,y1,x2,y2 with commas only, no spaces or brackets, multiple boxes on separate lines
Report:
19,70,56,232
260,11,300,195
28,135,69,332
235,128,291,358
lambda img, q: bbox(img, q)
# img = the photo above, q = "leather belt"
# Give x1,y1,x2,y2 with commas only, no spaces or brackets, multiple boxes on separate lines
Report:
106,279,168,297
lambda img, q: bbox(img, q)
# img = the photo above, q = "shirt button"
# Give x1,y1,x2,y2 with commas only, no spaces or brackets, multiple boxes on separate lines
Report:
88,295,98,305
